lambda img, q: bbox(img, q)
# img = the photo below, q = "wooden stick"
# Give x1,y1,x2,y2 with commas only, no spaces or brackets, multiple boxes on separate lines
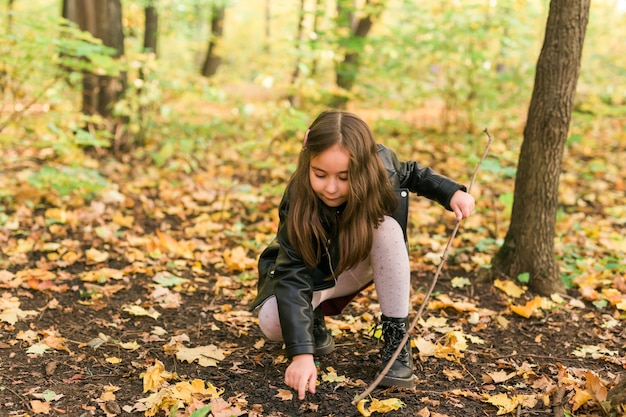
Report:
352,128,493,405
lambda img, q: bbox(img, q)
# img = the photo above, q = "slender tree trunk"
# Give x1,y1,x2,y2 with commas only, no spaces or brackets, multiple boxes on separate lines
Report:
200,5,225,77
492,0,590,296
332,0,385,109
310,0,323,77
143,3,158,55
6,0,15,32
287,0,306,106
264,0,270,53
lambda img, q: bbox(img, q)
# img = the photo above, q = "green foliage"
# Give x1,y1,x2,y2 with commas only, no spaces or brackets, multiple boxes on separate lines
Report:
27,165,109,199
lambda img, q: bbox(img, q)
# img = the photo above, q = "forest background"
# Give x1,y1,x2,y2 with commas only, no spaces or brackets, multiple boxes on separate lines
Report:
0,0,625,416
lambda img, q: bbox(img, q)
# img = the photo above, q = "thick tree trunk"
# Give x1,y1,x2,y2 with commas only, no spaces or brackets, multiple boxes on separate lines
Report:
200,5,225,78
62,0,125,118
492,0,590,296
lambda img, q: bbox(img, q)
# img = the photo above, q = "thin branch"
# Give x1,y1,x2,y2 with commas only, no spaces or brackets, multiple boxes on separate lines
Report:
352,128,493,405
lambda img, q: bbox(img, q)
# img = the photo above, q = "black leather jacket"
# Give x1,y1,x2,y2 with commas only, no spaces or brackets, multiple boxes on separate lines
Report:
251,144,466,358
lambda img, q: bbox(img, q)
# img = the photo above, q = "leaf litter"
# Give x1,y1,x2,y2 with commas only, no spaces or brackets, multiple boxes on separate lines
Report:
0,116,625,416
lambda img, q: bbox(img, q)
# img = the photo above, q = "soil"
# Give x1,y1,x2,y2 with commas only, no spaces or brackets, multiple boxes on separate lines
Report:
1,258,624,416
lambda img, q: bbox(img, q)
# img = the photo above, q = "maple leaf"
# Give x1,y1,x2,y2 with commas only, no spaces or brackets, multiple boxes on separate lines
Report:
142,359,175,393
175,344,226,367
275,389,293,401
322,367,346,383
173,379,223,403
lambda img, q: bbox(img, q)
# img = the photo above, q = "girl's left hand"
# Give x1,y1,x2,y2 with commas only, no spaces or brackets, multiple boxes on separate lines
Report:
450,190,475,220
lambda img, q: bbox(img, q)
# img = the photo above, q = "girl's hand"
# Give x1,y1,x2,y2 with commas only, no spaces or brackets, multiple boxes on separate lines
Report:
285,354,317,400
450,190,475,220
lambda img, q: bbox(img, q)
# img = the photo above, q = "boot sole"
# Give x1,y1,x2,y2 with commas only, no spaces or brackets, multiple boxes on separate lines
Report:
314,338,335,356
379,374,415,388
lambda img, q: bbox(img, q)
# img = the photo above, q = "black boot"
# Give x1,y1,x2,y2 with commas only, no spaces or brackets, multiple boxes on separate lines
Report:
313,308,335,356
378,315,414,388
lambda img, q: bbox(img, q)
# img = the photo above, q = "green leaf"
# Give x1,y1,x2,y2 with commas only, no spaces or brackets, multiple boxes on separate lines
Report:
189,406,212,417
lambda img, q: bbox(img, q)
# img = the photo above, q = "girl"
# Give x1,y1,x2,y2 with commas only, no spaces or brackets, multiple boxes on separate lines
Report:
251,110,475,400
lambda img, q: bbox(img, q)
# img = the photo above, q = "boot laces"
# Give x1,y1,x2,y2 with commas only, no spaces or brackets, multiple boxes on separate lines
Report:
380,321,410,365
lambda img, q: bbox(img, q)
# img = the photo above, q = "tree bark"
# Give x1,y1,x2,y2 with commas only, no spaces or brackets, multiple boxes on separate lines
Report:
62,0,125,119
492,0,590,295
332,0,385,109
287,0,306,106
200,5,225,78
143,3,158,55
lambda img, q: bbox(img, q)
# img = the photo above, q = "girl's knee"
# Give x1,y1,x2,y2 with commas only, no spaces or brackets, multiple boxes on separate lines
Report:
257,300,283,341
258,316,283,340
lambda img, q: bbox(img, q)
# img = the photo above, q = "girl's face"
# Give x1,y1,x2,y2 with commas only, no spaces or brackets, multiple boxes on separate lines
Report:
309,143,350,207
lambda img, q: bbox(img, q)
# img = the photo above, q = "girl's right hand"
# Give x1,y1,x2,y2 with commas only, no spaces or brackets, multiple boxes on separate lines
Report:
285,354,317,400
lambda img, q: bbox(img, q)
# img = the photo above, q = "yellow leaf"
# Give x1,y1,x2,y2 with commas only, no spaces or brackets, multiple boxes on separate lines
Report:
571,387,592,411
86,248,110,263
356,399,372,417
172,379,223,402
368,398,405,413
81,267,124,282
494,279,525,298
123,305,161,320
414,337,437,358
106,357,122,364
141,360,175,393
482,393,520,415
451,276,471,288
223,246,256,272
322,367,346,383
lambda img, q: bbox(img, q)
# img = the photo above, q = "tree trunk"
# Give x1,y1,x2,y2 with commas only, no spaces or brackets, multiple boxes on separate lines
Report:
62,0,125,119
264,0,270,54
287,0,306,106
332,0,385,109
6,0,15,32
200,5,225,78
492,0,590,296
143,3,158,55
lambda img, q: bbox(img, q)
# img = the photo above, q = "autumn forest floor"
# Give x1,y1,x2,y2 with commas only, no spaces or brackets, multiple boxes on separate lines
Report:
0,112,625,417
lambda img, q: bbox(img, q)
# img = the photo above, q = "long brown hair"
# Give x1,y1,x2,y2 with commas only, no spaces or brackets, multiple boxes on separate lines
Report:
286,110,397,273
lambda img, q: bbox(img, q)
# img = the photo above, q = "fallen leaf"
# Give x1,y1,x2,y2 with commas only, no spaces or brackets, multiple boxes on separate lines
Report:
123,305,161,320
275,389,293,401
175,344,226,367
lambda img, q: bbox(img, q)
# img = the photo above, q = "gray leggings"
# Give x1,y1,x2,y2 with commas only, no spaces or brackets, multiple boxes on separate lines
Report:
258,215,411,341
